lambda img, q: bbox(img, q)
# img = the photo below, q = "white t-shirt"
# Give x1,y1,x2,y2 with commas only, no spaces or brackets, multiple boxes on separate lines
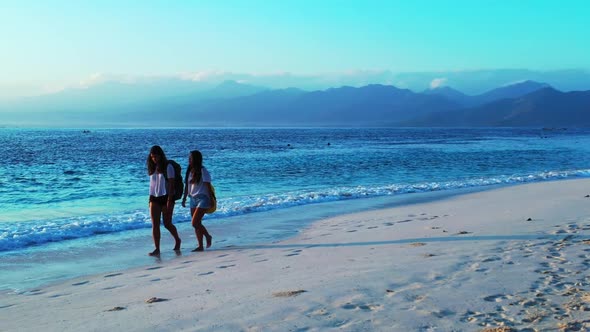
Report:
149,163,175,197
187,167,211,197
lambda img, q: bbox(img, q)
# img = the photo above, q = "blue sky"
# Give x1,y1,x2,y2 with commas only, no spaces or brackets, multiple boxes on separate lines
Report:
1,0,589,97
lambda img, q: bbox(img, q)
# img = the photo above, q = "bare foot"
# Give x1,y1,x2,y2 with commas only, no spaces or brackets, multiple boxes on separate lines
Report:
148,249,160,256
173,239,181,251
191,247,204,252
206,235,213,248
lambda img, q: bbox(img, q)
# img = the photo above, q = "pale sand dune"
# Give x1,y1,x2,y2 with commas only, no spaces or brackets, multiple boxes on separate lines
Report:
2,179,590,331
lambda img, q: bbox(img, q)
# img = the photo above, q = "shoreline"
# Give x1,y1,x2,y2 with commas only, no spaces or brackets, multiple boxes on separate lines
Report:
0,183,497,293
2,178,590,331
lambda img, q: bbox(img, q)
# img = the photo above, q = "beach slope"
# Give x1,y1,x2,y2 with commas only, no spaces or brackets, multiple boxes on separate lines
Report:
2,179,590,331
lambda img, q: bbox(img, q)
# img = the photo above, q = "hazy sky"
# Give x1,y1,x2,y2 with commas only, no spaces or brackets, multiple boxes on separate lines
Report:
1,0,589,97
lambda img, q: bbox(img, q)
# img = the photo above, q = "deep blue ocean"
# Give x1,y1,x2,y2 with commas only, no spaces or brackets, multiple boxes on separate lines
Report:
2,127,590,292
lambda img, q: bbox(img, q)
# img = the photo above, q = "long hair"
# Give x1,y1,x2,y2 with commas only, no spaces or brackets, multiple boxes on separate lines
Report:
189,150,203,184
147,145,168,175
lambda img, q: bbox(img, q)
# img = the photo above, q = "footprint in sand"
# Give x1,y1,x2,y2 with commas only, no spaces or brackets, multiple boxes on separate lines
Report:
418,216,438,221
483,294,511,302
217,264,236,269
557,322,587,331
198,271,214,276
106,306,126,312
309,307,329,316
468,262,484,271
145,266,162,271
482,256,502,263
272,290,306,297
285,249,302,257
341,302,382,311
405,294,426,302
104,273,123,278
145,297,168,303
72,281,90,286
431,309,455,318
459,310,484,323
172,265,189,270
102,285,123,290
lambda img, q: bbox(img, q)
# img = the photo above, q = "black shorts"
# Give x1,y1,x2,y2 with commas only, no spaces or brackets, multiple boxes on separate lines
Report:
149,195,168,206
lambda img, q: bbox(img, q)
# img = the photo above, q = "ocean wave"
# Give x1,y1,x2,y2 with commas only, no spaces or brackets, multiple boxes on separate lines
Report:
1,169,589,252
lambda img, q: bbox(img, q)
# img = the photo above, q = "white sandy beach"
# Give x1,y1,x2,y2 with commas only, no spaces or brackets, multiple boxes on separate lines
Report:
3,179,590,331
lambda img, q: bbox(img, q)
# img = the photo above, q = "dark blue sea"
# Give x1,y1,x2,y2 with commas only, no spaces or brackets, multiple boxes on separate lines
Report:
2,127,590,292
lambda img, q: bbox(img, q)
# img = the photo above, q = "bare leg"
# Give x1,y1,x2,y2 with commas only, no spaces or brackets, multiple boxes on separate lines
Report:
163,202,181,250
191,208,207,251
149,202,162,256
201,225,212,248
190,208,211,247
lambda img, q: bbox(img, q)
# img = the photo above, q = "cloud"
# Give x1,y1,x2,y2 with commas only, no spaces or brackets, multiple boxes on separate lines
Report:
50,69,398,94
178,70,227,82
78,73,106,88
501,79,529,87
78,73,142,88
429,78,447,89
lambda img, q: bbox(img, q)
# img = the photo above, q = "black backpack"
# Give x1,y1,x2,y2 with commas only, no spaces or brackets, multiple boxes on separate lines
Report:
164,160,184,201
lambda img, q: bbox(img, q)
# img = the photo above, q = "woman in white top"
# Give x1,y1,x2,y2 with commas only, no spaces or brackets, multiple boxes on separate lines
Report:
146,145,182,256
181,150,213,252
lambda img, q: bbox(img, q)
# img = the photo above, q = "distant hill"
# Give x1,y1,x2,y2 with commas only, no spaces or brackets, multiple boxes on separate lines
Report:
130,84,462,127
390,69,590,95
406,87,590,127
162,80,269,104
205,80,269,99
473,80,551,105
150,87,308,126
0,80,266,114
423,86,470,105
425,80,551,107
0,80,212,113
2,79,590,127
283,84,459,126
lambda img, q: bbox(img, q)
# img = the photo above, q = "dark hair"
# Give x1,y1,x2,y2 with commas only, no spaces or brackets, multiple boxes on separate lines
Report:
147,145,168,175
188,150,203,184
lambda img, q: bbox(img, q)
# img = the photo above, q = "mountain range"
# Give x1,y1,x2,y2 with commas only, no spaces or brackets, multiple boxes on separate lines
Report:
1,79,589,127
410,87,590,127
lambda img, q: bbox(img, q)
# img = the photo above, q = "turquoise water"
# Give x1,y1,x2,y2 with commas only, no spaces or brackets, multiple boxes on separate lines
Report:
1,127,590,291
